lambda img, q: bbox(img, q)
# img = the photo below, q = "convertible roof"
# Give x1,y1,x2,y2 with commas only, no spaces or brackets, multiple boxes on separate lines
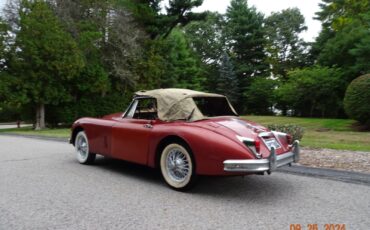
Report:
135,88,237,121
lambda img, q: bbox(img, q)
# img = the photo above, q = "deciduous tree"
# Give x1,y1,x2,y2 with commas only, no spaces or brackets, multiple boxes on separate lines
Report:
184,12,225,65
314,0,370,82
276,66,344,117
0,19,7,68
184,12,226,90
244,77,276,115
265,8,308,80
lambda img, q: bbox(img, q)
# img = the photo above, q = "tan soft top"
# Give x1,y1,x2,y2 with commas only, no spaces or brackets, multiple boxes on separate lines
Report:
135,88,237,121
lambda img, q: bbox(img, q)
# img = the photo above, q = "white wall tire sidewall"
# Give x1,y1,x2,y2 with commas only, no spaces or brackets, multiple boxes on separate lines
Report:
160,143,193,189
75,131,89,164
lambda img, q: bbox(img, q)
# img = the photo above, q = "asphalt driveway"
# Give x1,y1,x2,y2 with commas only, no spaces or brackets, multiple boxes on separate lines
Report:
0,135,369,229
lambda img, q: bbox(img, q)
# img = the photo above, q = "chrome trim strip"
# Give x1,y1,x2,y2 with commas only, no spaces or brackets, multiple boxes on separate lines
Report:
271,131,287,136
258,132,271,137
236,135,254,143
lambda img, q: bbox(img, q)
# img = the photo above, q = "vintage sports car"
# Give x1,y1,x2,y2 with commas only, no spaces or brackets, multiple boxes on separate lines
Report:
70,88,300,190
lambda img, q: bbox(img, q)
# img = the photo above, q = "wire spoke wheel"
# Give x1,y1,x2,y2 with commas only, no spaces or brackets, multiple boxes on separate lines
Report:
160,143,196,190
166,148,190,181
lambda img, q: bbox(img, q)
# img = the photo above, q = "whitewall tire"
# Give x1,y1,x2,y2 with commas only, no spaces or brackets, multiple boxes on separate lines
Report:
160,143,197,191
75,131,96,164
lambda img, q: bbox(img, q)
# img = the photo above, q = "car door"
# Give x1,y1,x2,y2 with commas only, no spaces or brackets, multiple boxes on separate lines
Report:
110,98,157,165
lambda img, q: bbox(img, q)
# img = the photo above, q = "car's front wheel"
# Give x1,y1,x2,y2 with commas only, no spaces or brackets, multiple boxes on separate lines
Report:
75,131,96,164
160,143,197,191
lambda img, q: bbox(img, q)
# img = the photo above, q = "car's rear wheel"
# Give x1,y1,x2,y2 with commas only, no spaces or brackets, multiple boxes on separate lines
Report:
160,143,197,191
75,131,96,164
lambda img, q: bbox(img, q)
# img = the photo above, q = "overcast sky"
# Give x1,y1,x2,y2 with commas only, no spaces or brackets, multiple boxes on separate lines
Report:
192,0,322,42
0,0,322,41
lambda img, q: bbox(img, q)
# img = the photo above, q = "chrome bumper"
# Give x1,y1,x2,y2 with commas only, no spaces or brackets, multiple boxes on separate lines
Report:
223,140,300,173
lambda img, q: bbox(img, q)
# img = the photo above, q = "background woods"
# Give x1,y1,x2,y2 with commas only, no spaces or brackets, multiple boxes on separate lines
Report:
0,0,369,128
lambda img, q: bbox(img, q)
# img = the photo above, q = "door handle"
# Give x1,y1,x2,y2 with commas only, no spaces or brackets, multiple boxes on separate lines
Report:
144,124,153,129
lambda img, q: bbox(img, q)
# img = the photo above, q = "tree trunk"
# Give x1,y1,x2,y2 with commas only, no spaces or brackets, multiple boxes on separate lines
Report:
282,105,287,116
35,103,45,130
310,101,315,117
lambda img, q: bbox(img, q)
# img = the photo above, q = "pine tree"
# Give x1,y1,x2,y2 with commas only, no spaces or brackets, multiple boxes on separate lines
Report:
225,0,268,112
0,18,10,104
165,29,206,90
121,0,206,39
12,0,84,129
217,52,239,105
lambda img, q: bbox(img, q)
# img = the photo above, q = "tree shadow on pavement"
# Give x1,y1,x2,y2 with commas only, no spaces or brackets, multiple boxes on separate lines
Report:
91,156,296,201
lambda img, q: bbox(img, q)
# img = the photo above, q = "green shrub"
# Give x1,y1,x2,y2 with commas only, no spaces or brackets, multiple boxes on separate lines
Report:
0,106,21,122
268,124,304,141
0,104,34,123
46,93,132,126
344,74,370,126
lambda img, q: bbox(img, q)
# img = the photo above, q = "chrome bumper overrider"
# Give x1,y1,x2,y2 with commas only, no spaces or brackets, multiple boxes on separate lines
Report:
223,140,300,173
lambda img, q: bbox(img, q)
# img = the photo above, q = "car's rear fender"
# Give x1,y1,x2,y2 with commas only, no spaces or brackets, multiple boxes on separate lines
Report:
149,126,255,175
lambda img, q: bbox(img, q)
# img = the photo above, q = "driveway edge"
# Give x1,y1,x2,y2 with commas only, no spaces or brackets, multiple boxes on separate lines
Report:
0,133,69,143
278,164,370,186
1,133,369,186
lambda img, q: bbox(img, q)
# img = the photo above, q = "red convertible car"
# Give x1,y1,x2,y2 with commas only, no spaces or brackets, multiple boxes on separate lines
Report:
70,88,299,190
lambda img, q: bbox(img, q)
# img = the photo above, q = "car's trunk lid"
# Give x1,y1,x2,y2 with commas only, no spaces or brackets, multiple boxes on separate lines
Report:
191,117,289,156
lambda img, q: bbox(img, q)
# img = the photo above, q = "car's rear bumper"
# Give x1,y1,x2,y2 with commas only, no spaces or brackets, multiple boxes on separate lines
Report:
223,140,300,173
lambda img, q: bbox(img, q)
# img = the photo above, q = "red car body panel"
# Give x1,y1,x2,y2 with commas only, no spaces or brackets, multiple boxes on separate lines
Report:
111,118,154,164
71,114,293,176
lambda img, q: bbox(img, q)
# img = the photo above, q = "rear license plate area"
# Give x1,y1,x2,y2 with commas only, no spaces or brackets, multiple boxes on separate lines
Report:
264,138,281,150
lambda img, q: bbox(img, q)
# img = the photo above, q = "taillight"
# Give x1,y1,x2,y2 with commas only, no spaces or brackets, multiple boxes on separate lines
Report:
254,138,260,153
286,134,293,145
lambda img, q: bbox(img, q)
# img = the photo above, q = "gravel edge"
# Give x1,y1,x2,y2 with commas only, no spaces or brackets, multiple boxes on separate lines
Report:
1,133,369,186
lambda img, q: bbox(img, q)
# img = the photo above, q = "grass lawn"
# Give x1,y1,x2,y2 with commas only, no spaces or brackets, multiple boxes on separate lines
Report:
0,126,70,138
1,116,369,152
244,116,370,152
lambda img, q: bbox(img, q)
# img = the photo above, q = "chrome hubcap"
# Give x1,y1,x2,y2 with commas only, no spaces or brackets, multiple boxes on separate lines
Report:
77,135,88,158
166,148,190,182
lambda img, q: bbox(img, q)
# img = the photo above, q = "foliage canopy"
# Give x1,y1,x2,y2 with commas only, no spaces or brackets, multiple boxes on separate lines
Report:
0,0,369,127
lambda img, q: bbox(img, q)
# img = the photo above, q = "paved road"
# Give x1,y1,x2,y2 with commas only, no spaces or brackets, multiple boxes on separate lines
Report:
0,136,369,230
